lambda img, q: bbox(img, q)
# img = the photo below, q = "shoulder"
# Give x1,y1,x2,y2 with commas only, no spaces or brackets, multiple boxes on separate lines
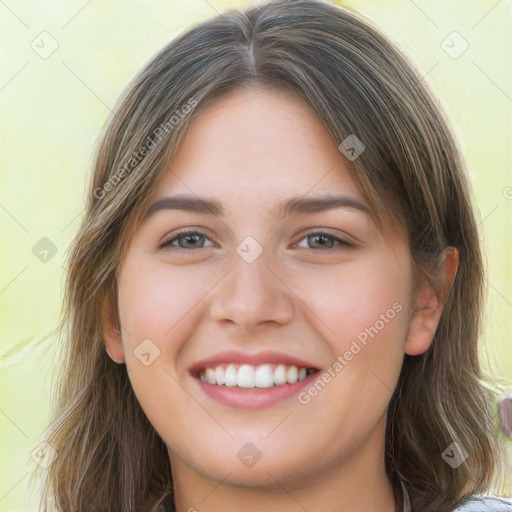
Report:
452,495,512,511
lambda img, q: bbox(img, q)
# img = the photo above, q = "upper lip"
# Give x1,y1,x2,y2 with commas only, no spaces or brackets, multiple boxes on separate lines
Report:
188,350,321,374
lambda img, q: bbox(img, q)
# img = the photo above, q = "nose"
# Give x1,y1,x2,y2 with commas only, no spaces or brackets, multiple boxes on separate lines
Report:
209,248,295,332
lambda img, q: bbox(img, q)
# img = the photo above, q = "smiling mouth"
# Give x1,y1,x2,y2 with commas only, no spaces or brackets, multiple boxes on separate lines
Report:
194,363,318,389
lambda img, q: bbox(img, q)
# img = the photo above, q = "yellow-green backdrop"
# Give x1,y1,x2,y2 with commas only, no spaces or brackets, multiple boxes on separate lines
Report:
1,1,511,510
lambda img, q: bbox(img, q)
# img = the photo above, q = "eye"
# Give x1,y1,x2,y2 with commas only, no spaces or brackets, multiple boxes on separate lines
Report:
159,229,215,251
293,231,354,250
158,229,355,252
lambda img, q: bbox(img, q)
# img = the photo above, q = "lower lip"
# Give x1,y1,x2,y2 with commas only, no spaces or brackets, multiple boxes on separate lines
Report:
194,373,318,409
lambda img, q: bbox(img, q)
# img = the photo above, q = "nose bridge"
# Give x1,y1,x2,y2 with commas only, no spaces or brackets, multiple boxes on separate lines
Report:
209,240,294,329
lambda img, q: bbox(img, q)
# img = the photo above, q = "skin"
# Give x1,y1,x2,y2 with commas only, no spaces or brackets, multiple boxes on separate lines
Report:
104,86,458,512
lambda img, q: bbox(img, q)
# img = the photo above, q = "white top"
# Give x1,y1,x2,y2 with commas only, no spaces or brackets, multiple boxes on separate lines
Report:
401,481,512,511
452,496,512,511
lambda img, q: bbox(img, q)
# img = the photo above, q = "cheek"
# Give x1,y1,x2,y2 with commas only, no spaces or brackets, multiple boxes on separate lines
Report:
291,255,411,452
116,256,200,439
295,250,411,417
115,255,205,411
117,255,202,346
297,251,411,349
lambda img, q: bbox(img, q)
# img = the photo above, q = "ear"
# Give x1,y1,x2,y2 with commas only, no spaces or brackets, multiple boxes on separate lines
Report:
101,292,125,363
405,246,459,356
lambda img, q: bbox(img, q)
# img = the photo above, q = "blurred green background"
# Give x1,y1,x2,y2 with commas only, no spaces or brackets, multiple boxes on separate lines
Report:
1,1,510,510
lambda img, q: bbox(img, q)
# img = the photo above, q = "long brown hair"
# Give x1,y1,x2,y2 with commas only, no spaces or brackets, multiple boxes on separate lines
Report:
29,1,508,510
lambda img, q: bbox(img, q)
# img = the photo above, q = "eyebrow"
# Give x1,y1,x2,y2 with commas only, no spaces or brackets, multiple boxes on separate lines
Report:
142,193,372,221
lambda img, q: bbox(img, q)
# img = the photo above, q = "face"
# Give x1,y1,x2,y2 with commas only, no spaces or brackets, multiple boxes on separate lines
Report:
108,87,418,491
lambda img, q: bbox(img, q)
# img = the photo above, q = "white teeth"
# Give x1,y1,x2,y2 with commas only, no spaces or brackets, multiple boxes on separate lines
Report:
254,364,274,388
274,364,287,385
238,364,255,388
215,366,225,386
286,365,299,384
224,364,238,387
205,368,216,385
198,363,315,388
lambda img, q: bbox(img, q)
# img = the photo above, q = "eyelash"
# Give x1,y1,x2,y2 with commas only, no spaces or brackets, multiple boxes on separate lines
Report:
158,229,355,252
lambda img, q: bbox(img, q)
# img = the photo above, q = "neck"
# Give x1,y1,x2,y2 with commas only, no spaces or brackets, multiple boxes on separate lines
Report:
169,415,398,512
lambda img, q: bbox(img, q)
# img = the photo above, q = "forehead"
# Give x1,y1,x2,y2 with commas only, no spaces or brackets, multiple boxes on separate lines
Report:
155,87,365,214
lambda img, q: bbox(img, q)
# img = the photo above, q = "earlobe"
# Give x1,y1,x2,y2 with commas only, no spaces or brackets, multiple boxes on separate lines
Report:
101,298,126,364
405,247,459,356
104,326,125,364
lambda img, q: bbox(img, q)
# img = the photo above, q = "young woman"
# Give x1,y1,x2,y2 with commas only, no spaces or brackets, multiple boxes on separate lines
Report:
30,0,512,510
